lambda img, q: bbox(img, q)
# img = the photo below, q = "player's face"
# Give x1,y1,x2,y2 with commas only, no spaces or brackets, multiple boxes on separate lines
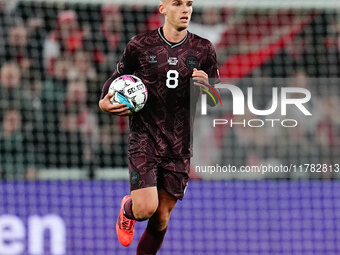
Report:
161,0,193,31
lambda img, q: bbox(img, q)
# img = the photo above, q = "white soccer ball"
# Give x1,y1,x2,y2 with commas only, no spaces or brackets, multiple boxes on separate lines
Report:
108,75,148,113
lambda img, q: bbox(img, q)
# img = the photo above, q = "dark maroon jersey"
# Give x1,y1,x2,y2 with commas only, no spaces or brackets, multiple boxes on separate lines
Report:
101,27,220,160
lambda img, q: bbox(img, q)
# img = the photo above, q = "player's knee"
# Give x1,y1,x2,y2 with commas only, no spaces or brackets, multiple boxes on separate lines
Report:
152,208,171,231
133,201,158,221
157,212,171,230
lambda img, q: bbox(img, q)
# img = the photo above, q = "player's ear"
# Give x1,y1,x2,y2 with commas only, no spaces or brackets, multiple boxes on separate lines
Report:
159,4,166,15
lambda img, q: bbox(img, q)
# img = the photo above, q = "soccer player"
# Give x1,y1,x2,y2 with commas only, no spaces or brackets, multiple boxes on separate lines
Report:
99,0,220,254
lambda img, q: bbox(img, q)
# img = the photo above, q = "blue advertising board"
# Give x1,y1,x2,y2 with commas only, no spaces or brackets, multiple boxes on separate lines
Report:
0,181,339,255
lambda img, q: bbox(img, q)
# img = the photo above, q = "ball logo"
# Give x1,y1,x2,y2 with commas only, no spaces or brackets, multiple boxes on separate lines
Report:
127,84,145,95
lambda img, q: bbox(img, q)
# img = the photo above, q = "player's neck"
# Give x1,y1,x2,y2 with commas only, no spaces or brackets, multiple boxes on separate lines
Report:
162,24,187,43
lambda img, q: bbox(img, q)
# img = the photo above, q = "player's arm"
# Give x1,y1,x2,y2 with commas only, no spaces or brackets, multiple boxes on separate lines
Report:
192,41,221,106
99,38,139,116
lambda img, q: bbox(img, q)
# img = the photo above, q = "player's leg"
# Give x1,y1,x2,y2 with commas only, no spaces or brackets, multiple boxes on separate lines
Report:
128,187,158,220
148,189,177,230
116,188,159,247
116,154,159,246
136,189,177,255
136,158,190,255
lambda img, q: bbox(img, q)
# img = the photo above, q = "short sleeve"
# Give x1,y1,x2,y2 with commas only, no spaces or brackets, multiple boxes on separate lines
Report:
201,41,221,106
100,37,140,99
202,41,220,85
116,36,139,75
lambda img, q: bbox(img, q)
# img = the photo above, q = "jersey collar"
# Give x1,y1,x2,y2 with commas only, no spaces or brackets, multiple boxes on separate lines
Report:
157,27,189,48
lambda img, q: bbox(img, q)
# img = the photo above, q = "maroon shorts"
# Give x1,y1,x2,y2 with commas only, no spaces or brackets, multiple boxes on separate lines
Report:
128,153,190,200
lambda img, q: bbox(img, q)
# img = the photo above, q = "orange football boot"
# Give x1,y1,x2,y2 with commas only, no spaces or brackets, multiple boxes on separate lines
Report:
116,195,136,246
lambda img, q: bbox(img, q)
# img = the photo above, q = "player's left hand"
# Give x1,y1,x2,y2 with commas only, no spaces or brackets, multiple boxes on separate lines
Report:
192,68,209,90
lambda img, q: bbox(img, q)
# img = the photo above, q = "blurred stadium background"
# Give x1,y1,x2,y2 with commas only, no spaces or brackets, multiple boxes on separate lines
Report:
0,0,339,254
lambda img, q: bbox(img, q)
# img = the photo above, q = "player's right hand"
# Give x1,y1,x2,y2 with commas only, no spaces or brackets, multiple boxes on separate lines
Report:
98,93,131,116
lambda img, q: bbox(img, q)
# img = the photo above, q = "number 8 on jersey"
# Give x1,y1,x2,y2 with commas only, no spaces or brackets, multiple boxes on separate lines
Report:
166,70,179,89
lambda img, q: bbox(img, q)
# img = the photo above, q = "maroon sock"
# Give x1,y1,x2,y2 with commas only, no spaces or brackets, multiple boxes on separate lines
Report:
136,225,167,255
123,197,137,220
